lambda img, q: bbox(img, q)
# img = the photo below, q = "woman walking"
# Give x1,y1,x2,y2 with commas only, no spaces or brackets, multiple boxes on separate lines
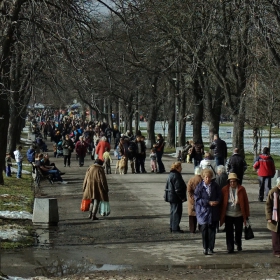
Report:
82,159,109,221
194,169,221,255
164,161,186,233
220,173,250,253
62,134,74,167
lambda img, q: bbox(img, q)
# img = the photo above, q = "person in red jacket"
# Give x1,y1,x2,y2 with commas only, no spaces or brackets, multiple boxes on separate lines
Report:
96,136,111,163
253,147,276,202
75,136,88,167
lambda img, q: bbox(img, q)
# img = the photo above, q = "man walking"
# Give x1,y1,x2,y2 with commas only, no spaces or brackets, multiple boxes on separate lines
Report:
210,134,227,166
225,148,247,184
253,147,275,202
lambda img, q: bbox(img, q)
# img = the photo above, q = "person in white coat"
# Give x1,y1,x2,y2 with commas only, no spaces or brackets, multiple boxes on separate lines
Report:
14,145,23,179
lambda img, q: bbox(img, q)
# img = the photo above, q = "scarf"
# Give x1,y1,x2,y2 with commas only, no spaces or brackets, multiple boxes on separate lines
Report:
272,192,278,222
230,187,239,207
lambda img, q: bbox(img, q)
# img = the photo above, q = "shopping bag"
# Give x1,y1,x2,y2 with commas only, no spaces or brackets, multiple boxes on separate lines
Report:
80,199,91,212
244,220,254,240
99,201,111,216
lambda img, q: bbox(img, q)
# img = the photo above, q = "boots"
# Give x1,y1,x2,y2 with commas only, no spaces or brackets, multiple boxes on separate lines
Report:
88,212,92,219
92,215,99,221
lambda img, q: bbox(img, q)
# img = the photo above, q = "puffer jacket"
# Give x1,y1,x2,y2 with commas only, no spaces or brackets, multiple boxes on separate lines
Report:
253,154,275,177
165,170,187,203
194,181,221,225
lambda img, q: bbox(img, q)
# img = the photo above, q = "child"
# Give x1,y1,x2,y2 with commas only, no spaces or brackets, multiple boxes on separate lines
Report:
5,153,12,177
150,148,157,172
103,147,112,174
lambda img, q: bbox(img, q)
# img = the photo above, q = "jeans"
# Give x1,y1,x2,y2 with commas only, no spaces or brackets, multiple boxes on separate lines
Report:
6,165,11,177
170,202,183,231
47,170,62,181
258,176,271,200
16,162,22,178
156,151,165,172
215,156,225,166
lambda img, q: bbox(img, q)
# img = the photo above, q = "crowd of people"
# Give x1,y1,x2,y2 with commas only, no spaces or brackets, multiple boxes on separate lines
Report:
7,112,280,258
168,133,279,257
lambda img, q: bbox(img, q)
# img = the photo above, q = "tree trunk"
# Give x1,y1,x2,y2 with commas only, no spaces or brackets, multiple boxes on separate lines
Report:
268,124,272,151
207,87,223,142
166,81,176,147
178,76,186,147
147,104,157,147
232,107,245,157
253,127,259,160
192,79,203,143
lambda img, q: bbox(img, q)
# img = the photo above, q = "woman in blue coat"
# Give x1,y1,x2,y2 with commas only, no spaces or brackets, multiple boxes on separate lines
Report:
194,169,221,255
164,161,187,233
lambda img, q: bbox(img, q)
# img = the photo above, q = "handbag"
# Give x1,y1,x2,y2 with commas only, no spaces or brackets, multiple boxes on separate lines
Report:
244,219,254,240
80,199,91,212
99,201,111,216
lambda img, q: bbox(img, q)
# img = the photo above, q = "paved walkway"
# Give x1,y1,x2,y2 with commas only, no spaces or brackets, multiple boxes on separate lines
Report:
1,141,278,279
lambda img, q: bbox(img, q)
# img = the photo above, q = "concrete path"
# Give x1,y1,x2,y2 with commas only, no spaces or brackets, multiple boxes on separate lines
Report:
1,143,278,279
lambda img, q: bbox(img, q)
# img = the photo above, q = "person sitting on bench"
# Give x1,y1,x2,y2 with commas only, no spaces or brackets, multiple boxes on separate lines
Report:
35,153,67,184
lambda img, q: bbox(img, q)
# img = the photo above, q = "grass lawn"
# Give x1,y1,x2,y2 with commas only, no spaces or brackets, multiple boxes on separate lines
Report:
0,149,35,249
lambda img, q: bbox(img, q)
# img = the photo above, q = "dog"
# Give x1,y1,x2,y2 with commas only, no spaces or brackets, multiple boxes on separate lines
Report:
115,156,127,175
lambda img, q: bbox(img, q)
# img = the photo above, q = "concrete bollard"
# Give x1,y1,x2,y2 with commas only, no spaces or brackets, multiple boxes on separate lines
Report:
32,198,59,226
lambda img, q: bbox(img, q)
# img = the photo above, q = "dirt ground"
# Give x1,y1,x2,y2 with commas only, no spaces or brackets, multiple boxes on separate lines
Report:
1,141,280,279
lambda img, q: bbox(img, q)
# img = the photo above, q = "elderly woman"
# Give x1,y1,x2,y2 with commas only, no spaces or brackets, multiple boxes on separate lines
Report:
215,165,228,189
266,177,280,257
165,161,187,233
83,159,109,221
187,167,202,233
194,169,221,255
220,173,250,253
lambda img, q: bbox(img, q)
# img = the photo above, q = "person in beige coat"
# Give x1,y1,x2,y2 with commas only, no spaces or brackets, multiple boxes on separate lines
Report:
187,167,202,233
266,177,280,257
82,159,109,221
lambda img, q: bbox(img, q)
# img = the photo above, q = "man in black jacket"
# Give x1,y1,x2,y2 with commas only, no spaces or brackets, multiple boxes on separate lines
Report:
210,134,227,166
225,148,247,184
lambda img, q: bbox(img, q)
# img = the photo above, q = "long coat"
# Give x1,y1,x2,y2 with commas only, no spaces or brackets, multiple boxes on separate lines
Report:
187,175,202,216
194,181,221,225
220,184,250,226
266,186,280,232
82,164,109,201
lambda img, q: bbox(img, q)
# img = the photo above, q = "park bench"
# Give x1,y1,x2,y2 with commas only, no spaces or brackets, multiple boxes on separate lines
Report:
32,163,54,189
